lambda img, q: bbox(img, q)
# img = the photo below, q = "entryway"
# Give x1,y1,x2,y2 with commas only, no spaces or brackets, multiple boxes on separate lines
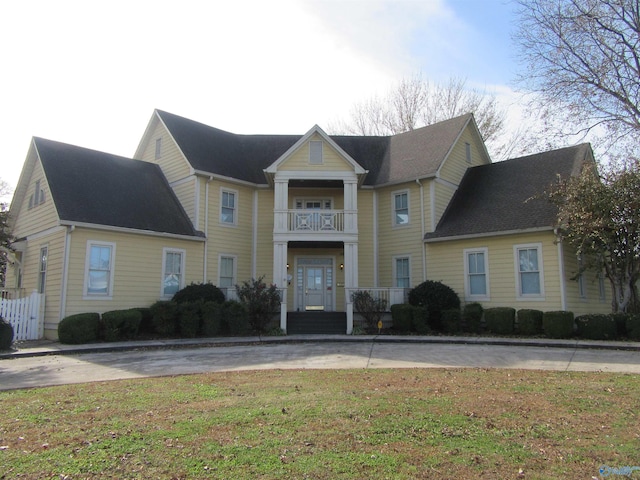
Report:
295,258,335,312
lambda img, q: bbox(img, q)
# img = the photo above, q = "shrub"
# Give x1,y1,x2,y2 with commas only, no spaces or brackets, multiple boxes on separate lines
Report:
201,301,223,337
58,313,100,344
150,301,178,336
224,300,250,335
177,302,201,338
390,304,413,332
408,280,460,330
411,306,430,334
542,311,575,339
172,283,225,305
236,276,281,333
575,314,617,340
610,313,628,338
0,317,14,350
135,307,155,335
101,309,142,342
351,290,387,330
441,309,462,334
517,309,543,335
484,307,516,335
463,303,484,333
625,314,640,340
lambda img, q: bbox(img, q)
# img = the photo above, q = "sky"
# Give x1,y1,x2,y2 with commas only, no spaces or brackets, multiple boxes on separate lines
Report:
1,0,520,202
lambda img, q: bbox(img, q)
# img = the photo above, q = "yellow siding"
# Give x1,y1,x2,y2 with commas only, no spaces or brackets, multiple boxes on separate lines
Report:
63,228,204,326
438,126,490,185
255,189,275,281
376,182,425,288
279,134,353,172
434,181,457,227
562,245,610,315
357,189,375,287
136,119,191,183
172,177,198,226
13,158,59,239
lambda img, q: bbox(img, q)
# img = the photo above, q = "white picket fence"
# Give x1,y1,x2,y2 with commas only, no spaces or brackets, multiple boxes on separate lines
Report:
0,291,44,341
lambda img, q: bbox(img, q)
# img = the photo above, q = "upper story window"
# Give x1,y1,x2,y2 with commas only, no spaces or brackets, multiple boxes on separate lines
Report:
220,189,237,225
28,179,46,209
464,248,489,300
162,248,185,298
309,141,323,164
155,137,162,160
393,191,409,226
85,241,115,298
515,243,544,299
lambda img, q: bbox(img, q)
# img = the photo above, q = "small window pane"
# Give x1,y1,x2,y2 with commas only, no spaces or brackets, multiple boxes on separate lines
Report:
88,271,109,294
163,251,182,296
220,257,234,287
396,258,410,288
521,272,540,294
221,191,235,224
87,245,112,295
394,193,409,225
469,275,486,295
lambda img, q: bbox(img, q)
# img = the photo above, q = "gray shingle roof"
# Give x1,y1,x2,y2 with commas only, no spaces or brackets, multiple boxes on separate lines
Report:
424,143,593,241
35,138,201,237
156,110,473,186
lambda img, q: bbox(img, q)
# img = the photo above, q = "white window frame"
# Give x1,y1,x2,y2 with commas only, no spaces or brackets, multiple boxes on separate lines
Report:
464,247,490,301
84,241,116,299
514,243,545,300
220,188,238,226
294,198,333,210
392,190,410,227
155,137,162,160
161,248,186,299
309,140,323,164
393,255,411,289
38,245,48,294
218,254,237,289
465,142,472,163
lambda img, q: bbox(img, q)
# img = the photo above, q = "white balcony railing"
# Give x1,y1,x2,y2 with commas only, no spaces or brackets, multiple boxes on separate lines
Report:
345,287,409,311
288,210,344,232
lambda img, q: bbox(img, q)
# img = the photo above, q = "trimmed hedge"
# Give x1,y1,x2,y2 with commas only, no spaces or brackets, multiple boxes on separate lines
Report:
172,283,226,305
136,307,155,334
408,280,460,330
626,314,640,340
150,301,178,336
575,314,617,340
542,311,575,339
463,303,483,333
411,306,430,334
201,301,223,337
101,309,142,341
391,304,413,332
0,317,14,350
177,302,201,338
610,313,628,338
441,309,462,334
517,309,543,336
58,313,101,344
224,301,250,335
484,307,515,335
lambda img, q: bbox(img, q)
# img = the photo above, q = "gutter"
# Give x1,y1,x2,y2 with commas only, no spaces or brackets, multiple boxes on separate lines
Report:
424,226,555,243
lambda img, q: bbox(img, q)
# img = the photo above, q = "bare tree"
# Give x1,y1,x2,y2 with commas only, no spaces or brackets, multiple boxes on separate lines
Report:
0,178,13,287
514,0,640,162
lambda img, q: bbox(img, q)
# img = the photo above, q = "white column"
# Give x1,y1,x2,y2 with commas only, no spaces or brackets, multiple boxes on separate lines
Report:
343,180,358,233
273,241,288,288
274,179,289,233
344,241,358,289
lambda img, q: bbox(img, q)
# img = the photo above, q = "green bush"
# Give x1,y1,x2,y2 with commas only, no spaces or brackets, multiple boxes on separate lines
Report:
411,306,430,334
441,309,462,334
236,277,281,333
484,307,516,335
172,283,225,305
177,302,201,338
625,314,640,340
390,304,413,332
517,309,543,335
610,313,628,338
150,301,178,336
224,301,250,335
542,311,575,339
135,307,155,334
351,290,387,330
101,309,142,341
575,314,617,340
58,313,101,344
201,301,223,337
408,280,460,330
0,317,14,350
463,303,484,333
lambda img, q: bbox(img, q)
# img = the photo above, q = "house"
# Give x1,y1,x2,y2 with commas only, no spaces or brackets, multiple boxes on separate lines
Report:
5,110,610,339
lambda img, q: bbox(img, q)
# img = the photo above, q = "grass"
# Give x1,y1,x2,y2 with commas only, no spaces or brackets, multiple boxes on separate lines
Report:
1,368,639,479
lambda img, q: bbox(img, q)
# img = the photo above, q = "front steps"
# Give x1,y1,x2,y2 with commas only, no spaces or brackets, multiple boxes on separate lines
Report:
286,311,347,334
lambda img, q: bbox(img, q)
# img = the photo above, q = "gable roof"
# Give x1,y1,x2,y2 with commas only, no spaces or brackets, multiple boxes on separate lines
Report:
34,138,201,237
424,143,594,242
153,110,476,187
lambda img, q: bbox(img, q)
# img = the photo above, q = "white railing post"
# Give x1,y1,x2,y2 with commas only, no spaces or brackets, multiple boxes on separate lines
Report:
279,288,287,333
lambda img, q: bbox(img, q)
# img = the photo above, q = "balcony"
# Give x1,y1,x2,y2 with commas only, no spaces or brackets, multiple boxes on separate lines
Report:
274,209,357,237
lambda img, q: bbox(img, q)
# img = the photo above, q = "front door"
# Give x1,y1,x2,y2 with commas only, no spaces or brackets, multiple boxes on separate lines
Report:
296,258,334,311
305,267,325,310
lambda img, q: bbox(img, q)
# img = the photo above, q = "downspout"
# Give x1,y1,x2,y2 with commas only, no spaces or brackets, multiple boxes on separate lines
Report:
373,190,378,287
416,178,426,282
555,228,567,311
252,190,258,278
203,176,213,283
59,225,74,320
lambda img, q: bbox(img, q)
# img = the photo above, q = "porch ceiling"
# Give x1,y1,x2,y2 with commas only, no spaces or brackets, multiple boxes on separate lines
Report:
289,241,343,249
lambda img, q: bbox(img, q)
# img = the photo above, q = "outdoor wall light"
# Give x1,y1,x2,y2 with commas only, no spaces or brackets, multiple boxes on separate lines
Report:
340,263,344,270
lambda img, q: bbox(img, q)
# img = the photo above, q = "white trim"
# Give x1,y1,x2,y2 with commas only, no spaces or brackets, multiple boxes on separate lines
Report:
424,226,554,243
59,220,205,242
273,170,359,182
83,240,116,300
161,247,186,299
392,255,411,288
252,190,258,279
556,234,567,310
463,247,490,301
38,244,48,294
294,197,334,209
194,177,201,230
416,179,427,282
25,225,66,242
391,189,410,227
514,242,545,301
193,169,267,187
59,225,73,320
219,187,238,227
218,254,237,288
429,180,436,232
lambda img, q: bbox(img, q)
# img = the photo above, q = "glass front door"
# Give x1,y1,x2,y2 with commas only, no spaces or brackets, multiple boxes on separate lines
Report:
296,258,334,311
305,267,325,310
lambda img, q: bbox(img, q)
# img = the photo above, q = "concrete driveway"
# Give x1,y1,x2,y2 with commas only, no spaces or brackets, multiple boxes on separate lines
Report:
2,340,640,391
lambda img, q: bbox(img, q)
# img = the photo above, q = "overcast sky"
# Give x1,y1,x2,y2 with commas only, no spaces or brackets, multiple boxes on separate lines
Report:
1,0,519,201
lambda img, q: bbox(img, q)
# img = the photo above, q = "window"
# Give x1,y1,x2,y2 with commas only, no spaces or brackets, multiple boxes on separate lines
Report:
85,242,115,297
465,142,472,163
155,137,162,160
394,256,410,288
393,191,409,226
162,248,185,297
220,189,237,225
29,180,45,209
219,255,236,288
38,246,48,294
515,244,544,298
465,248,489,299
309,140,323,164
